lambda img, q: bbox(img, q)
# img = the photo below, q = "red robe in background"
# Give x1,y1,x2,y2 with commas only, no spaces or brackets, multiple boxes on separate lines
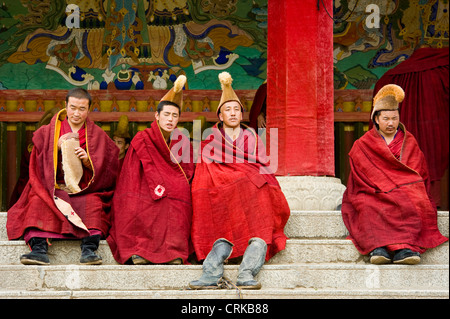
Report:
249,82,267,131
7,110,119,240
341,124,448,255
191,123,290,261
8,144,32,209
107,121,195,264
372,47,449,183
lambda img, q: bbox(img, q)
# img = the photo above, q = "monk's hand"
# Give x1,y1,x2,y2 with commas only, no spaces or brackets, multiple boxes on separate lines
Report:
58,133,79,149
74,147,89,166
257,113,266,128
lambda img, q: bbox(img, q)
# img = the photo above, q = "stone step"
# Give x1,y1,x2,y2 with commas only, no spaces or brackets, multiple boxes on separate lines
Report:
1,211,448,240
0,239,448,265
0,211,349,240
0,264,448,291
0,288,447,299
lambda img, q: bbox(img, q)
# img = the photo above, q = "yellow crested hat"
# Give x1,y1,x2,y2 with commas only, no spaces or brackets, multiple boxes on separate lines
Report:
371,84,405,121
217,71,243,116
160,75,187,108
113,115,131,139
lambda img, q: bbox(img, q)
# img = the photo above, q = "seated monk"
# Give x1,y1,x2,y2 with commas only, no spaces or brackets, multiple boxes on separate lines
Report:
7,88,119,265
107,75,195,265
341,84,448,265
189,72,290,290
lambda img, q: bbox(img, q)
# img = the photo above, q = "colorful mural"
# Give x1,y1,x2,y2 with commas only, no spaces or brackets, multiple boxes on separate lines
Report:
333,0,449,89
0,0,268,90
1,1,448,91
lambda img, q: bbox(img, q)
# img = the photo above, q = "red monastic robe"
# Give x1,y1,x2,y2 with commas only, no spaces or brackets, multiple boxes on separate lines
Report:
107,121,195,264
7,110,119,240
341,124,448,255
386,129,404,160
191,123,290,261
8,144,32,209
249,82,267,131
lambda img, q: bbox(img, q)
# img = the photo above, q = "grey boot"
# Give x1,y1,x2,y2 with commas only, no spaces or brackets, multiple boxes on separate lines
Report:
189,238,233,289
236,237,267,289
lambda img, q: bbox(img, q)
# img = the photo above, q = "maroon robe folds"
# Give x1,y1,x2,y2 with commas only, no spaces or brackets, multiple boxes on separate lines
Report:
8,144,32,209
249,82,267,131
107,121,195,264
386,129,404,160
191,123,290,261
7,110,119,240
341,124,448,255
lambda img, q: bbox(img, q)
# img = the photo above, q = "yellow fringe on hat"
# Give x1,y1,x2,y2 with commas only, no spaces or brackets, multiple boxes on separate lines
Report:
160,74,186,108
219,72,233,88
174,75,187,93
371,84,405,121
373,84,405,106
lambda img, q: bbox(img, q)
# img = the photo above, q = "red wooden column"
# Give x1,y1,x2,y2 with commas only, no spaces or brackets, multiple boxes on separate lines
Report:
267,0,335,176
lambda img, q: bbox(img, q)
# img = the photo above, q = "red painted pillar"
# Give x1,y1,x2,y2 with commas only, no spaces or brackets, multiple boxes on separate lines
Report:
267,0,335,176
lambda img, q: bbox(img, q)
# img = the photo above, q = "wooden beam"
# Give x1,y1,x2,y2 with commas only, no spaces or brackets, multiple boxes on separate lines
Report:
333,112,370,122
0,89,258,101
0,111,249,122
0,111,370,123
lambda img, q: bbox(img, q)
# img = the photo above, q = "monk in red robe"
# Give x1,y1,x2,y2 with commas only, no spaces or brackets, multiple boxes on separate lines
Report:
7,88,119,265
107,75,195,265
189,72,290,290
372,47,449,206
341,84,448,265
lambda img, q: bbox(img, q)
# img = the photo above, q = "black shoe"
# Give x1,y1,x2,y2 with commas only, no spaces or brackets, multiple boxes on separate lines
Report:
20,237,50,265
393,249,420,265
369,247,391,264
80,235,102,265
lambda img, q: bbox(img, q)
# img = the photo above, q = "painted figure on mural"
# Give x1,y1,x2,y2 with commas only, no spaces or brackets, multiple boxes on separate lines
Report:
341,84,448,265
7,88,119,265
107,75,196,265
1,0,266,90
333,0,449,90
189,72,290,290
